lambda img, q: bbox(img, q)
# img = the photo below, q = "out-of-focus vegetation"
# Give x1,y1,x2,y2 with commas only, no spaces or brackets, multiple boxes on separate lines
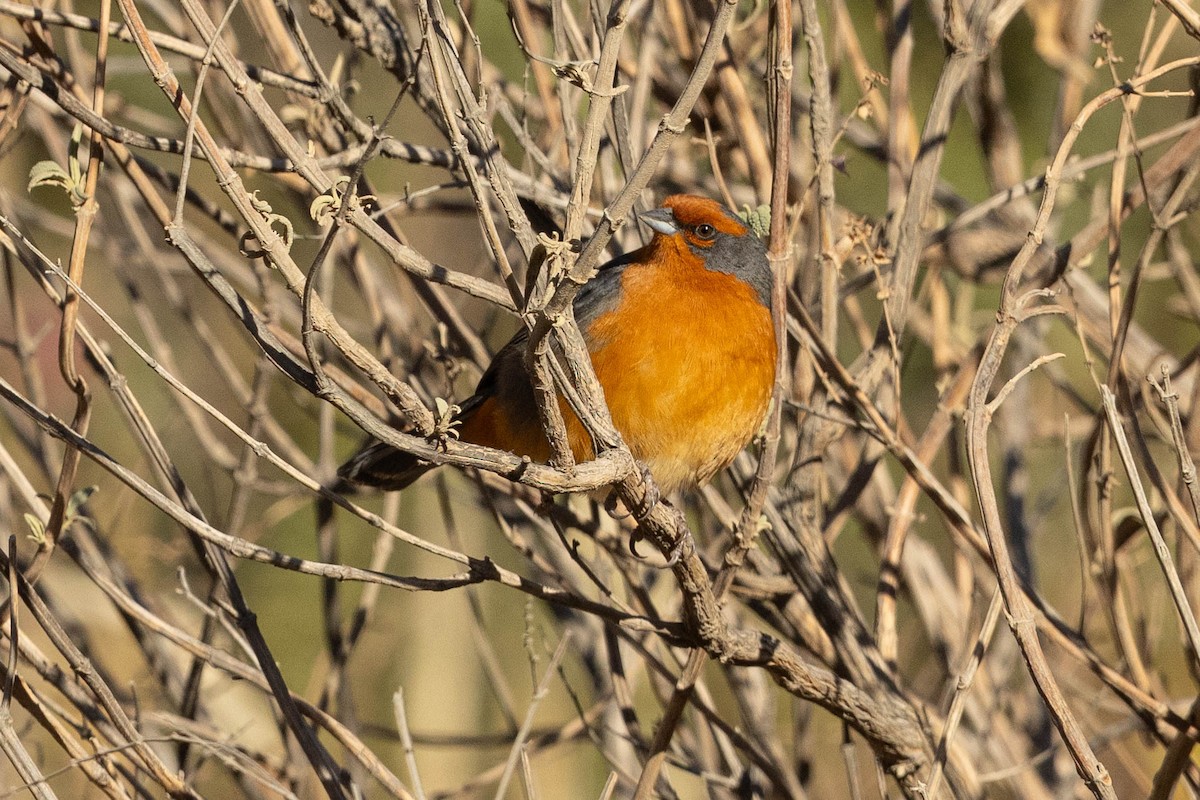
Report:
0,0,1198,798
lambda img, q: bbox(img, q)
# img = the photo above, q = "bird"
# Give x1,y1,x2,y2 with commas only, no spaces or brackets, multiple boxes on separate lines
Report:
338,194,776,496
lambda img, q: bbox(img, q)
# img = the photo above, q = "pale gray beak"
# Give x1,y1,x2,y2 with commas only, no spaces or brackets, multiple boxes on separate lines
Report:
638,207,678,236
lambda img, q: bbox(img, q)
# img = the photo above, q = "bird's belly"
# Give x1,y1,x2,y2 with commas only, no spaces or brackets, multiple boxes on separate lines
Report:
592,336,773,491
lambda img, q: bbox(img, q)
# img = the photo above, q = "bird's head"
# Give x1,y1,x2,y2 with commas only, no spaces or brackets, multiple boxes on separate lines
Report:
638,194,772,306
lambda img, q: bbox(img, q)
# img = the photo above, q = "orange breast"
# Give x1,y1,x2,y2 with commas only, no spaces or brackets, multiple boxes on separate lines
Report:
582,257,775,492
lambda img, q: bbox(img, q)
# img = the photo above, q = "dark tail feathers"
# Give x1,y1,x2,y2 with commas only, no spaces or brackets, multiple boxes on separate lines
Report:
335,439,436,492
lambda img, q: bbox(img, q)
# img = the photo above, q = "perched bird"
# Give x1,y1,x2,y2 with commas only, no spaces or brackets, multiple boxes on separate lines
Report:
339,194,776,495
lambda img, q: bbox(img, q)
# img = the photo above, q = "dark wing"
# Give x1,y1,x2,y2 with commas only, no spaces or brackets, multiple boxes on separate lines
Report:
336,246,638,491
573,247,638,331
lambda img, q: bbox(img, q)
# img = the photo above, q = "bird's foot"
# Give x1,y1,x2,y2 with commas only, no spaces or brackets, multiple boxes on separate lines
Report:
604,467,684,567
628,525,646,559
667,536,691,566
628,468,688,565
603,466,660,521
631,465,661,519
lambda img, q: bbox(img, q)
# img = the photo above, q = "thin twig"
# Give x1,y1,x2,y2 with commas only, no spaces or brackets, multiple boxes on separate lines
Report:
1100,386,1200,664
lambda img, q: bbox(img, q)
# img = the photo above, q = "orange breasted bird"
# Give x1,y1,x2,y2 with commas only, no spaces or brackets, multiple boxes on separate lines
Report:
338,194,776,495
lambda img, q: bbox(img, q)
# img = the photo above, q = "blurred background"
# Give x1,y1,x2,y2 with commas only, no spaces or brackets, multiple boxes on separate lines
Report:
0,0,1198,797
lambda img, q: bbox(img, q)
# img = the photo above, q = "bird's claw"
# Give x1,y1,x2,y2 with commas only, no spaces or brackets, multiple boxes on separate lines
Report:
604,466,661,521
628,527,645,558
604,489,631,520
626,524,688,567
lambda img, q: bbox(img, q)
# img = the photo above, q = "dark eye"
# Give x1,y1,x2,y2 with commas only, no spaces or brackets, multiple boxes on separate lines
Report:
694,223,716,240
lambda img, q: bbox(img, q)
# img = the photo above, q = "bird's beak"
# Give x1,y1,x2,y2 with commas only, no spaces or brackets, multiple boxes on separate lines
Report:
638,208,679,236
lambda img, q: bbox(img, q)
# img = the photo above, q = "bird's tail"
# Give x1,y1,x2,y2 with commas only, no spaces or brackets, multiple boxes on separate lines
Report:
335,437,437,492
335,392,488,492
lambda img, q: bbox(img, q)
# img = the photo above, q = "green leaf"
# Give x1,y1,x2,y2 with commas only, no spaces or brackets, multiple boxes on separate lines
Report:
24,513,45,545
67,123,85,186
739,204,771,239
28,160,73,194
65,485,97,522
28,126,90,209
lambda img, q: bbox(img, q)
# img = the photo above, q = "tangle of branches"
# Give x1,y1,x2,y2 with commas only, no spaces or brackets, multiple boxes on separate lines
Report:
0,0,1198,798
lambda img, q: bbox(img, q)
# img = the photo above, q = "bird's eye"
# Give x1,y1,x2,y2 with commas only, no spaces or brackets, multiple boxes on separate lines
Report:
694,223,716,240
